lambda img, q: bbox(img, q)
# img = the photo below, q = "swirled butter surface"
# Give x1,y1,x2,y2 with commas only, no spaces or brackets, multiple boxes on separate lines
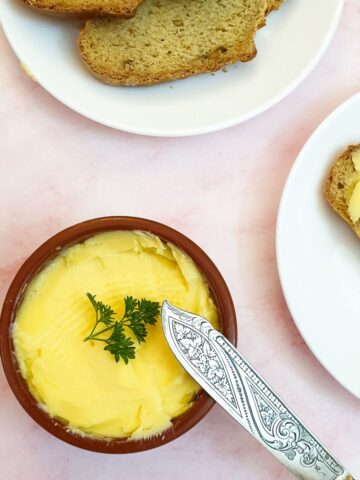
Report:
13,231,218,439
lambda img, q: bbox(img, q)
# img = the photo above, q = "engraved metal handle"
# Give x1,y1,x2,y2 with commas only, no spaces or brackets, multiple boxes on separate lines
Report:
162,302,354,480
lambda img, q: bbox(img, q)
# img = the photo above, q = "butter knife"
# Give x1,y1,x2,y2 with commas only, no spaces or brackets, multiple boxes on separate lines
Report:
162,301,354,480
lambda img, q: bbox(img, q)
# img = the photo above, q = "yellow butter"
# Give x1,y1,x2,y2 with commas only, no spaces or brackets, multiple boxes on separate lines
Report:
20,63,37,82
13,231,218,439
352,149,360,172
347,149,360,223
348,182,360,223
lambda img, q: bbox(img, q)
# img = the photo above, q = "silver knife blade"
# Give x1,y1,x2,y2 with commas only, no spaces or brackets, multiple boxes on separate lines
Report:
162,301,354,480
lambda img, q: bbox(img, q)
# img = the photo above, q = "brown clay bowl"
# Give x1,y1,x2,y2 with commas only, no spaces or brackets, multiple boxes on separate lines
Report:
0,217,237,453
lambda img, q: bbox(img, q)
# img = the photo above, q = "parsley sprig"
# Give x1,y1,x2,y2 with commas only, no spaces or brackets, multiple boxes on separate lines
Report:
84,293,160,364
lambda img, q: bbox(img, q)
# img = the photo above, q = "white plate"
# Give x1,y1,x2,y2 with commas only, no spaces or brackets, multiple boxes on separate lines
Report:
277,93,360,399
0,0,343,136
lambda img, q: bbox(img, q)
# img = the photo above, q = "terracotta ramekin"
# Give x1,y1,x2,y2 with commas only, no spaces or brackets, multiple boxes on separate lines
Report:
0,217,237,453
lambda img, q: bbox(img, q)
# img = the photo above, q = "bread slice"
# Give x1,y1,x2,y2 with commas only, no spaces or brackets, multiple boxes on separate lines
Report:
78,0,267,86
22,0,143,17
266,0,285,13
324,144,360,238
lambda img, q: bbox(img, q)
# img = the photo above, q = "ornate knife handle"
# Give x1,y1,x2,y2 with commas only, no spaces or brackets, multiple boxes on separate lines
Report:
162,302,354,480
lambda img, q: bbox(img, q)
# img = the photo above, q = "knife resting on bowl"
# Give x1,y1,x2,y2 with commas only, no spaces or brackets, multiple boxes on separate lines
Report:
162,301,354,480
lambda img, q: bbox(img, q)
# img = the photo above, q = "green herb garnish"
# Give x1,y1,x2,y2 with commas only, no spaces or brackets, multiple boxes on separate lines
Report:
84,293,160,364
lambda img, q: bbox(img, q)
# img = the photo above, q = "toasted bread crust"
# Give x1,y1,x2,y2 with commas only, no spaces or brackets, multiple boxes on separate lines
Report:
22,0,142,17
324,144,360,238
78,0,267,86
266,0,285,13
78,33,257,86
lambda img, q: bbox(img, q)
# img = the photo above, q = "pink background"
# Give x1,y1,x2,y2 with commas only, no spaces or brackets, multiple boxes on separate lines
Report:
1,1,360,478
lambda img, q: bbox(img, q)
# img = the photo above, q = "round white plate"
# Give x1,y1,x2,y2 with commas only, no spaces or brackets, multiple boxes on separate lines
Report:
277,93,360,399
0,0,343,136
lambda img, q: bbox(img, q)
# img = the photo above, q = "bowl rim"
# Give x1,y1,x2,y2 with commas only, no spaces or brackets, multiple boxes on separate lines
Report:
0,216,237,453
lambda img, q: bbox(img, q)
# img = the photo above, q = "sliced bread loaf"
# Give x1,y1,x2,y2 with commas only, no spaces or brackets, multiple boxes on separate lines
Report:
324,144,360,238
22,0,142,17
78,0,267,86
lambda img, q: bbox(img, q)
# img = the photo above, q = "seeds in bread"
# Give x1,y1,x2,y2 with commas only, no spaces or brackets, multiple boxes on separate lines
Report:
22,0,142,17
324,144,360,238
78,0,267,86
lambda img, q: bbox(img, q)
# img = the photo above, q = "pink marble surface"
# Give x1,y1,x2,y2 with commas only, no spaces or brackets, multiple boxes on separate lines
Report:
1,1,360,478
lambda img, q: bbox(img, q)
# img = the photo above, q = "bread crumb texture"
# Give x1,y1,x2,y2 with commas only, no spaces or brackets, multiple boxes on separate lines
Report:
78,0,268,85
266,0,284,13
324,144,360,238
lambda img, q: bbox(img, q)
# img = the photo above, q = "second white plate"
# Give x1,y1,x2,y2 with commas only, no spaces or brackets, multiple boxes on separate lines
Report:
0,0,343,136
277,92,360,399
